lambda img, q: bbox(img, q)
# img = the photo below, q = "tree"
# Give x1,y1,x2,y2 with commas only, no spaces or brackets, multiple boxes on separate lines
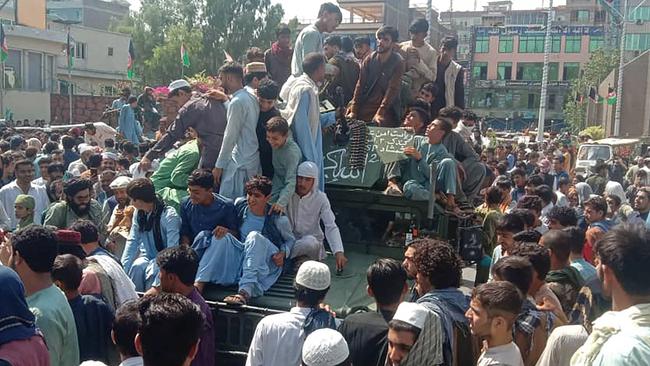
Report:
144,25,208,85
563,48,619,132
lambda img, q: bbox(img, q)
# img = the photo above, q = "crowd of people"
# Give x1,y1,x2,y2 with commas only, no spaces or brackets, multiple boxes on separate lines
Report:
0,2,649,366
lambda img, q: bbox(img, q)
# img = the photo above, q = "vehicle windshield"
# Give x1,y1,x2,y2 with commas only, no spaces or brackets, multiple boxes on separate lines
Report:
577,145,611,161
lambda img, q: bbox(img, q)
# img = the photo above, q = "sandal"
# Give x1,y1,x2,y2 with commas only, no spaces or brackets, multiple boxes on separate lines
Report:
223,291,249,306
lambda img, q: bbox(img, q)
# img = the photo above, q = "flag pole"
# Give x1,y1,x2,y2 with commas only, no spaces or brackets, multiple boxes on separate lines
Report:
0,60,4,120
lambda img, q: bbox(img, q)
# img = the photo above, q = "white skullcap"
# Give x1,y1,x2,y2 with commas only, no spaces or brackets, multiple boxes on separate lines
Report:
297,161,318,179
101,152,117,161
392,302,429,330
295,260,330,290
109,176,132,190
78,143,94,154
168,79,191,95
302,328,349,366
79,362,108,366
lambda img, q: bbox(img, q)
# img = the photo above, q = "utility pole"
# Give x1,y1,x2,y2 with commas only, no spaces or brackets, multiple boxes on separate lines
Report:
537,0,553,142
426,0,432,43
614,0,628,136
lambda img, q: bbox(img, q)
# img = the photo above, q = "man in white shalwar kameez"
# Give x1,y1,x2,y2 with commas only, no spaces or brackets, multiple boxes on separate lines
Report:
287,161,347,271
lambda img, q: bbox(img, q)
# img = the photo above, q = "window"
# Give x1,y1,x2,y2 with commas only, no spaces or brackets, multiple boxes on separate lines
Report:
565,35,582,53
472,62,488,80
475,36,489,53
516,63,543,80
45,55,55,92
497,62,512,80
27,52,43,91
552,35,561,53
563,63,580,80
629,6,650,21
595,10,607,22
518,35,545,53
5,49,21,89
577,10,590,22
499,36,513,53
108,47,114,56
589,36,604,52
75,42,86,59
527,93,537,109
548,94,556,110
625,33,650,51
101,85,116,96
549,63,559,81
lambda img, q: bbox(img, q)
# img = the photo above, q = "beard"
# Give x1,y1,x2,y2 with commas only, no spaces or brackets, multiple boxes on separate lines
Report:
68,198,90,217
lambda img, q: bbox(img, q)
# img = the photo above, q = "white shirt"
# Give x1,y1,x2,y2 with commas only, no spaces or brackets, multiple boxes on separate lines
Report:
536,325,588,366
556,191,569,208
0,180,49,229
32,177,47,187
118,356,144,366
478,342,524,366
246,307,312,366
84,122,117,148
287,190,344,256
68,159,87,176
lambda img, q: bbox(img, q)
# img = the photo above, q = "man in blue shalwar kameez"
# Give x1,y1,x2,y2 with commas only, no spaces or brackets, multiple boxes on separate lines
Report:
192,176,295,305
120,178,180,292
280,53,336,191
118,96,142,145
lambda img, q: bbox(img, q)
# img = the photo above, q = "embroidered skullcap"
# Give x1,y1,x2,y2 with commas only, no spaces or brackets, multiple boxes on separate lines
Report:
295,260,330,290
302,328,349,366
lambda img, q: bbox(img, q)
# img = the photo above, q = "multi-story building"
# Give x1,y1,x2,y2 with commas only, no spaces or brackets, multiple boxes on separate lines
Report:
468,25,604,128
46,0,129,31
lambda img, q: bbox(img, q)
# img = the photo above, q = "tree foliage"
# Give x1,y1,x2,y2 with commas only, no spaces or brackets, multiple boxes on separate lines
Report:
112,0,285,85
563,48,619,132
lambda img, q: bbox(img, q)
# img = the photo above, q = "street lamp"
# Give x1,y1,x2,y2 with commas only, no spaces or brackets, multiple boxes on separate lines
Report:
52,17,81,125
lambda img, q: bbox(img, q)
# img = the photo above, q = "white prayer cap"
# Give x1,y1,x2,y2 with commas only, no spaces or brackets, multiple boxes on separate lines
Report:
101,152,118,161
295,260,330,290
392,302,429,330
302,328,349,366
168,79,191,95
26,137,42,150
78,143,94,154
297,161,318,179
109,176,132,190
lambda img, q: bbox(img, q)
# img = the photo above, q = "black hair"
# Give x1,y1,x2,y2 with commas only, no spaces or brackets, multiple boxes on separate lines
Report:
411,239,462,289
595,224,650,296
245,175,273,197
87,154,102,169
548,206,578,227
275,23,291,37
63,178,93,198
14,159,33,171
104,138,115,148
584,196,608,217
409,18,429,34
266,116,290,135
511,168,526,178
137,293,204,366
471,281,523,323
43,141,59,154
492,255,533,295
324,35,342,48
121,141,138,155
84,122,96,131
441,36,458,50
496,213,526,233
511,242,551,280
47,163,65,175
187,169,214,190
12,226,58,273
513,230,542,244
244,71,268,86
526,175,544,187
156,246,199,286
517,195,543,213
303,53,327,76
354,37,371,46
438,106,462,123
388,319,421,338
376,26,399,42
486,186,503,206
138,142,150,156
434,117,453,134
219,62,244,80
494,176,512,190
341,36,354,53
257,79,280,100
542,229,572,263
367,258,407,306
407,100,431,124
51,254,83,291
295,283,330,307
462,110,478,122
534,185,555,205
127,96,138,104
558,176,570,188
37,156,52,166
69,220,99,244
419,82,437,96
318,2,342,21
113,300,141,358
562,226,586,254
61,135,76,150
608,194,622,206
126,178,156,203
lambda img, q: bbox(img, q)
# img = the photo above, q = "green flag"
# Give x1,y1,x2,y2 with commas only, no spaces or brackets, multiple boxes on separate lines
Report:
0,24,8,62
181,43,190,67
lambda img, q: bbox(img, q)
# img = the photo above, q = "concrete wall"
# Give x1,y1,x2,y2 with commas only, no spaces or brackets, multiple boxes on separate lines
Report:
17,0,47,29
50,94,114,124
5,91,51,121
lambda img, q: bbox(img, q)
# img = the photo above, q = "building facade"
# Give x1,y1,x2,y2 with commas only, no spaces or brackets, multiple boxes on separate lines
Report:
46,0,129,31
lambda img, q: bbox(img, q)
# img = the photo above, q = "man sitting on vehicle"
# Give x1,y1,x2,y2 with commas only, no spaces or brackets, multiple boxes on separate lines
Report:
388,117,459,210
191,176,295,304
287,161,347,272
